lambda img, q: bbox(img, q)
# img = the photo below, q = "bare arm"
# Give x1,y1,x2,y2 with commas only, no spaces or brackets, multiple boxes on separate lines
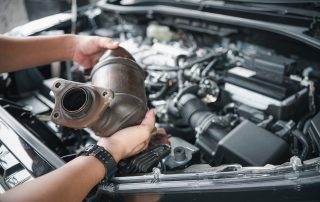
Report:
0,156,105,202
0,109,156,202
0,34,119,73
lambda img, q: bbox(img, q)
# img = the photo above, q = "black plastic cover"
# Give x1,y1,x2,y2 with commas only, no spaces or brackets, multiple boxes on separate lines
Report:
214,120,288,166
225,72,301,100
243,54,295,84
225,53,300,100
308,112,320,155
117,145,170,174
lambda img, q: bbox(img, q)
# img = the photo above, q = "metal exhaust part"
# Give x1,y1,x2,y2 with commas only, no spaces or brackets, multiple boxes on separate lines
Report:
50,47,148,137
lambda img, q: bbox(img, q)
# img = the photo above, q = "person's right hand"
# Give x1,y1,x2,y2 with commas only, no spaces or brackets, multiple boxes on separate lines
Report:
72,35,119,69
97,109,156,162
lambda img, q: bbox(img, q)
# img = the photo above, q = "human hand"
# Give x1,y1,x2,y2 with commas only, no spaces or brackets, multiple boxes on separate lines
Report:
71,35,119,69
97,109,156,162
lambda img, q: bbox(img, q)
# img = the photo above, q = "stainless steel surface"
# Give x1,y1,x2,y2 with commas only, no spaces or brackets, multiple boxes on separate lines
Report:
50,47,148,137
5,169,33,188
0,106,64,174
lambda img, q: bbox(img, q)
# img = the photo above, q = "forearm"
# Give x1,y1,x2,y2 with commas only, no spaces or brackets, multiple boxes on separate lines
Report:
0,109,155,202
0,156,105,202
0,35,76,73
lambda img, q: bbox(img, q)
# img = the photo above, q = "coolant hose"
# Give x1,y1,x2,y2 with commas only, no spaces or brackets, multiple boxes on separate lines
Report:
292,129,309,160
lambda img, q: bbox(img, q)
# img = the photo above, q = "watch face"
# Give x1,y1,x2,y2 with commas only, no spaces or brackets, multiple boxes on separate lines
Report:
85,144,96,152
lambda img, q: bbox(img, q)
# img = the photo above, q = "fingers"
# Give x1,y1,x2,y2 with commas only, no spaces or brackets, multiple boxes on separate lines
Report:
73,36,119,68
97,109,156,161
98,37,119,49
128,109,156,155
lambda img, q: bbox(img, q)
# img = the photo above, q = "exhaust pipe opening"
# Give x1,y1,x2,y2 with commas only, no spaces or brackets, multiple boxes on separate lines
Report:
51,47,147,136
62,87,89,113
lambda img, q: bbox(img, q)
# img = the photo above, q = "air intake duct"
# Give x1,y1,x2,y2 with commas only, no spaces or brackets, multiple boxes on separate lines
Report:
177,93,288,166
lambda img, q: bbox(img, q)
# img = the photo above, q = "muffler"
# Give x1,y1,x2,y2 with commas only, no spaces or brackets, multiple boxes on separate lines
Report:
50,47,148,137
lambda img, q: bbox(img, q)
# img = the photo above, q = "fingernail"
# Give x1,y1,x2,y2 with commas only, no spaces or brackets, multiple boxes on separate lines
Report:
151,108,157,115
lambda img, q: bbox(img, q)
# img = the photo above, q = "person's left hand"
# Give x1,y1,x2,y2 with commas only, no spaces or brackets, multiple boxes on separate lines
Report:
72,36,119,69
97,109,156,162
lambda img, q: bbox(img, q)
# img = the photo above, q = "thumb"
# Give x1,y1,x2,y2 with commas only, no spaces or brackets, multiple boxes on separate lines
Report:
98,37,119,49
140,109,156,132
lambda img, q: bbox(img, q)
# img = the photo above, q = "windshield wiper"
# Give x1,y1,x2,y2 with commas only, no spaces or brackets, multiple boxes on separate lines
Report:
119,0,320,19
247,3,320,18
199,0,320,19
222,0,320,4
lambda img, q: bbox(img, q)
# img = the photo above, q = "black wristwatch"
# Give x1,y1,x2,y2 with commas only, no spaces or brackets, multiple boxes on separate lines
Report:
78,144,118,181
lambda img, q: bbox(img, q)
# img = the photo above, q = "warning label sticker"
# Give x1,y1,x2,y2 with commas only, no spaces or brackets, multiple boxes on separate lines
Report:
228,67,256,78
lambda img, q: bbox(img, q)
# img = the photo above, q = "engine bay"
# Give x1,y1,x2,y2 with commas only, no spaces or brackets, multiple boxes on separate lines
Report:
1,5,320,190
105,16,320,172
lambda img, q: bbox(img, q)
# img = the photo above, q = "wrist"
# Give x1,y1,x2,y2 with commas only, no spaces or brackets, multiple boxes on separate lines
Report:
77,155,105,181
78,144,118,181
63,34,77,61
97,141,122,163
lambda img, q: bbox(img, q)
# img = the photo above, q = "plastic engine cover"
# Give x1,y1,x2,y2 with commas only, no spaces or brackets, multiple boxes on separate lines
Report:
213,120,289,166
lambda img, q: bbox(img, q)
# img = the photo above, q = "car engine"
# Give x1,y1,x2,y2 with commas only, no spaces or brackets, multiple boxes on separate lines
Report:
114,23,319,170
1,4,320,194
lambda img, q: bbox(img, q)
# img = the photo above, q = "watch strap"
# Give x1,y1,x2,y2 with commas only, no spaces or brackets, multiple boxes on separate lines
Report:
78,144,117,181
